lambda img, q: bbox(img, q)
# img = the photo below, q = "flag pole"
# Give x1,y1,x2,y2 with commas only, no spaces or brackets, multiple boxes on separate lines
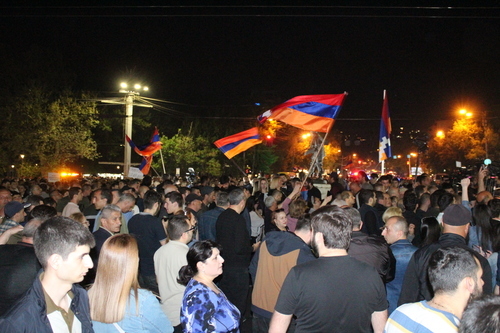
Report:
302,121,333,184
159,148,166,175
228,158,247,177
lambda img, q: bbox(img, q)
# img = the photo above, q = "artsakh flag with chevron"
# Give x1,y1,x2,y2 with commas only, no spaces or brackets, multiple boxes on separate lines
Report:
379,91,392,162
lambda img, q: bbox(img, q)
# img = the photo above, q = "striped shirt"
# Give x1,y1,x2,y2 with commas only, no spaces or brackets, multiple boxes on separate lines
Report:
384,300,459,333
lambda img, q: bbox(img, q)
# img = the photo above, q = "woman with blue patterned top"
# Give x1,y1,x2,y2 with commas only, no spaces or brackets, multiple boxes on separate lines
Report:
178,240,240,333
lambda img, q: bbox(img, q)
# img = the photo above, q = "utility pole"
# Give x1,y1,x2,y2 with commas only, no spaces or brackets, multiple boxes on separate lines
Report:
101,83,152,177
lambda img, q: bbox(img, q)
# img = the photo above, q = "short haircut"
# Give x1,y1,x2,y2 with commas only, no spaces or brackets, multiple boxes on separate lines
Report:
414,185,426,198
459,295,500,333
101,204,122,220
216,191,229,207
428,246,479,294
340,191,353,201
117,193,136,204
228,188,245,205
129,179,141,186
43,197,56,207
34,216,95,269
143,190,162,210
343,207,362,230
295,214,312,232
100,189,113,204
68,187,81,200
22,218,43,238
387,215,409,236
311,205,352,250
167,215,190,241
375,191,384,201
418,192,431,206
30,205,57,222
264,195,276,208
403,191,418,212
359,189,375,205
438,192,455,212
166,191,183,208
25,195,44,207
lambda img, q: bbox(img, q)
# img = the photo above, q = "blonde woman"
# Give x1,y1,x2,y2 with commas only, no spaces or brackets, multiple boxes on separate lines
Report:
89,234,173,333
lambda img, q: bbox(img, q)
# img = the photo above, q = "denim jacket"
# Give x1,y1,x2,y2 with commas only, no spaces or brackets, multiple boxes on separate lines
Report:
92,289,173,333
386,239,417,314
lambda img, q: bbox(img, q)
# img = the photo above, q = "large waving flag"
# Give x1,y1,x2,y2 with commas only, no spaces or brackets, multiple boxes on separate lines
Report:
378,91,392,162
126,127,162,175
214,127,262,159
258,94,346,132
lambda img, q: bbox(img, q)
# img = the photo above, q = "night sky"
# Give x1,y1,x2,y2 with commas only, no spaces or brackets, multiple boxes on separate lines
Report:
1,4,499,158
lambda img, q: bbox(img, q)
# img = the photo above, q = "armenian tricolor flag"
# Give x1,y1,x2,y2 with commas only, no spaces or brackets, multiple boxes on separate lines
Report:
126,127,162,175
214,127,262,159
258,94,346,132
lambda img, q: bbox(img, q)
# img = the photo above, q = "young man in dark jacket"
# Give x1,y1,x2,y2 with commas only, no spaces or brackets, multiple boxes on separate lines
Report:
0,216,95,332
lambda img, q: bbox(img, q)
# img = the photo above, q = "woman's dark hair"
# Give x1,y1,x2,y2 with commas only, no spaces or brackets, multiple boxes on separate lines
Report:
177,240,221,286
420,216,442,247
473,204,493,251
246,195,257,212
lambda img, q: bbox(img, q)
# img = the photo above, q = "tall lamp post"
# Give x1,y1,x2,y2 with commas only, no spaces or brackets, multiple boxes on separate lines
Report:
101,83,152,177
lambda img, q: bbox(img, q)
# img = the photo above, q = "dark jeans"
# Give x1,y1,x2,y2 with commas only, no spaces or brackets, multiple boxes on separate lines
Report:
218,267,249,317
138,274,159,295
253,313,296,333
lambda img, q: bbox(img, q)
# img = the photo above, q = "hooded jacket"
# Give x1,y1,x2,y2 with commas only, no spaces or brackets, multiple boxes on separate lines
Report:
249,231,315,318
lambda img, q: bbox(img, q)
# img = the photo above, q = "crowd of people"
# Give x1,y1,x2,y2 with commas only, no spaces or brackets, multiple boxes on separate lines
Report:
0,170,500,332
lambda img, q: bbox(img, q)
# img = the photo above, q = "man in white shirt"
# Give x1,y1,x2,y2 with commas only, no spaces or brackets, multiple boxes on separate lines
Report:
154,215,194,333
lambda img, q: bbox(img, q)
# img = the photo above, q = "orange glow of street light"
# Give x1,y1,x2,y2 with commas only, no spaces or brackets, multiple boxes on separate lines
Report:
436,130,445,139
459,108,473,118
302,133,311,139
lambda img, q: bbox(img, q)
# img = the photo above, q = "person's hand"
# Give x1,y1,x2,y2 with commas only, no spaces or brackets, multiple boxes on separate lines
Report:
461,177,470,188
252,241,261,252
479,166,488,180
321,195,333,207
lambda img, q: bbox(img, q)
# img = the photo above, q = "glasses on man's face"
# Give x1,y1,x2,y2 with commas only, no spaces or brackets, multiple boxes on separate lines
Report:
184,225,198,233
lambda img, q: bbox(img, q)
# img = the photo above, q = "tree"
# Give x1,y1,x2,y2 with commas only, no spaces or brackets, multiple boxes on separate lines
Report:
153,129,222,176
426,118,499,173
0,86,99,174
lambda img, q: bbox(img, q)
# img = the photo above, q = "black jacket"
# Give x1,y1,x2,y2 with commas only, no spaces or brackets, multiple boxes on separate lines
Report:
349,231,395,283
398,233,492,306
0,272,94,333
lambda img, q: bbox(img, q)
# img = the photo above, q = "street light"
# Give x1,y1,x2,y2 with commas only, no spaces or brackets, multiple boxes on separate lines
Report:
436,130,445,139
113,82,152,176
457,108,489,158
